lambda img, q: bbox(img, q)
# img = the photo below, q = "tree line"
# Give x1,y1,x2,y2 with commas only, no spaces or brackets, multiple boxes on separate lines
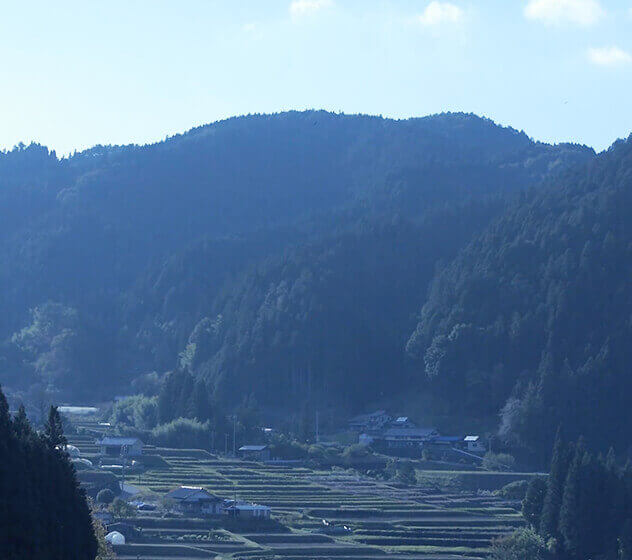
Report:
0,386,97,559
493,430,632,560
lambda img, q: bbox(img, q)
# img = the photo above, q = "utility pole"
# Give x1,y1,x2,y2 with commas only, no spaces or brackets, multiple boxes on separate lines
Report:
225,433,229,455
121,445,128,485
315,410,319,443
233,415,237,456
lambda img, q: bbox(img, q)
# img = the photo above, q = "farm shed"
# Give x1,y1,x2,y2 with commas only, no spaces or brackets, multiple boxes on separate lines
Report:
238,445,271,461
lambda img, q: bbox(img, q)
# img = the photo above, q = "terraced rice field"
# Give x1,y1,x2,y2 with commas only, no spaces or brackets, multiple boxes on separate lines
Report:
68,418,524,559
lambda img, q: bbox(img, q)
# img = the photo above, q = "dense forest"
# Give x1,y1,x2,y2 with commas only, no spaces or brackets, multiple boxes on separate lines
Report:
492,431,632,559
407,136,632,459
0,387,97,559
9,110,632,461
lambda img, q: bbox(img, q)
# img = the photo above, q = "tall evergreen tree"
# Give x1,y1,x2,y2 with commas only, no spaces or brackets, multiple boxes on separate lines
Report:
43,405,67,449
539,428,570,540
559,441,584,558
0,387,97,559
522,477,547,529
12,404,31,439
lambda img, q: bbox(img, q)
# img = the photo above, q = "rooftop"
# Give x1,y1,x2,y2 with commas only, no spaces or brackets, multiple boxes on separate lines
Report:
165,486,222,503
239,445,268,452
349,410,388,423
383,427,438,438
96,437,143,446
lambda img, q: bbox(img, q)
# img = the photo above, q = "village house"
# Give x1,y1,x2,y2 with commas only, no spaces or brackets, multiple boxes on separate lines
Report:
164,486,223,516
96,437,144,458
224,502,271,519
348,410,392,432
238,445,271,462
381,427,439,449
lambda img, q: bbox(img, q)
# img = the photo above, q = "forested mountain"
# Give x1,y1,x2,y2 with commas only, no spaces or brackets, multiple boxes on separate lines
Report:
180,208,503,411
407,136,632,458
0,110,596,436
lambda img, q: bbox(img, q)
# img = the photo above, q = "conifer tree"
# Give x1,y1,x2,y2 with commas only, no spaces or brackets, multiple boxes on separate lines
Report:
540,427,570,539
13,404,31,439
44,405,67,448
522,477,547,529
0,386,97,558
559,441,584,558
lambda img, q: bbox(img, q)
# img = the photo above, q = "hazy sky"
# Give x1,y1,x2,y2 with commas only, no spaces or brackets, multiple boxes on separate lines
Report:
1,0,631,154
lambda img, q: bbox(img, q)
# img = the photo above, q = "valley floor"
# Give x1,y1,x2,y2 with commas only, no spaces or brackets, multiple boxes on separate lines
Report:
68,420,524,560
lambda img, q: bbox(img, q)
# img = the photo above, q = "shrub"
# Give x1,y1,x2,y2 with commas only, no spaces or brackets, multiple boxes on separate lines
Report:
489,527,547,560
96,488,115,505
396,461,417,485
498,479,529,500
110,395,158,430
110,497,136,518
268,434,308,460
482,452,516,471
150,417,211,449
342,444,369,466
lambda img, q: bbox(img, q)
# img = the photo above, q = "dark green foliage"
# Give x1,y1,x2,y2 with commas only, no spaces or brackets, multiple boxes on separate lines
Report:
110,497,135,518
110,395,158,431
395,460,417,485
410,136,632,458
482,452,516,471
158,370,204,424
539,430,571,540
522,477,547,529
525,434,632,560
96,488,115,505
498,479,529,500
558,442,583,557
619,519,632,560
44,405,67,449
0,111,591,409
150,417,211,449
0,386,97,560
268,434,309,460
489,527,547,560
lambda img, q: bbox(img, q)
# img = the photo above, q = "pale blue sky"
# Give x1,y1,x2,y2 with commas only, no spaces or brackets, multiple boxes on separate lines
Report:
1,0,631,154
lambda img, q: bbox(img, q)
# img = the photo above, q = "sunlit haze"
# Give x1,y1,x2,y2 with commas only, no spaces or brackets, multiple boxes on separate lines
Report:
1,0,631,154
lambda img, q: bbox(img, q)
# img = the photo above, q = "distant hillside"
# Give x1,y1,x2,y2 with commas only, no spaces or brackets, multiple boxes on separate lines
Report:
0,111,593,412
407,136,632,458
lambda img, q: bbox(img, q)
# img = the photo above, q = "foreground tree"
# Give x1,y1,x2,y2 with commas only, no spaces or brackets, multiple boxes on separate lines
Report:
0,386,97,560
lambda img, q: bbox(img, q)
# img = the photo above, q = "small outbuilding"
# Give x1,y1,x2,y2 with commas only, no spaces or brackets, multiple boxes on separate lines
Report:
238,445,271,462
464,435,486,453
224,502,271,519
96,437,144,458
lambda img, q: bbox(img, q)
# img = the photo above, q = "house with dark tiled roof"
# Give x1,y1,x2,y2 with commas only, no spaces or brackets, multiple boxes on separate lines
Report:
164,486,223,516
